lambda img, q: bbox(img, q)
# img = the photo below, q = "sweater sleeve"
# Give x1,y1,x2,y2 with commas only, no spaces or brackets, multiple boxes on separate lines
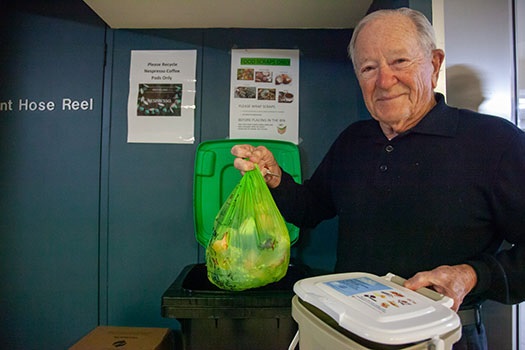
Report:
270,140,340,229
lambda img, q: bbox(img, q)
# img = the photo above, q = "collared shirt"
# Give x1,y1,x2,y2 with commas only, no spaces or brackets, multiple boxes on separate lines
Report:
272,94,525,305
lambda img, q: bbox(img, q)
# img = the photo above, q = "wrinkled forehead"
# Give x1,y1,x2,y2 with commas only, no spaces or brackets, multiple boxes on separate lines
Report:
354,15,424,58
358,14,417,45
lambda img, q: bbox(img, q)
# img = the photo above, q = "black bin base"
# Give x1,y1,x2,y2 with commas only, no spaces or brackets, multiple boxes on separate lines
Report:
161,262,311,350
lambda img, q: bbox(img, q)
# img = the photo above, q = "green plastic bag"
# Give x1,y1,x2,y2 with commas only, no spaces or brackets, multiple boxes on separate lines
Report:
206,164,290,291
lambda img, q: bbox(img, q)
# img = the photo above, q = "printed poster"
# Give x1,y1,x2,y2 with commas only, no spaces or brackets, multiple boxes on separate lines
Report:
229,49,299,144
127,50,197,144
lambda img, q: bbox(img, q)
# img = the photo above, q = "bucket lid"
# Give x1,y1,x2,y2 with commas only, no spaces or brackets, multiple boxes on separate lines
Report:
293,272,461,345
193,139,302,247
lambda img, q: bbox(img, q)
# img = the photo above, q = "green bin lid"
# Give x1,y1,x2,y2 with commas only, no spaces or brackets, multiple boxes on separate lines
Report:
194,139,302,247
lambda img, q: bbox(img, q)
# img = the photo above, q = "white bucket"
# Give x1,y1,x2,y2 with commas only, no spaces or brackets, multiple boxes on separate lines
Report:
290,273,462,350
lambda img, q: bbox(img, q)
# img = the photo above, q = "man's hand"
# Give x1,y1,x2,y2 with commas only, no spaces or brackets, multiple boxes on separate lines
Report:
231,144,282,188
403,264,478,311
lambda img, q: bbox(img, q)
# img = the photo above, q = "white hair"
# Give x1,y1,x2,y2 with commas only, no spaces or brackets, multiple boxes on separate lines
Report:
348,7,437,70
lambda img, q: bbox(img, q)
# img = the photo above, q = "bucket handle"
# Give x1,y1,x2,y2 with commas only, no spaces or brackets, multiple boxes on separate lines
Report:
428,336,445,350
386,273,456,307
288,330,300,350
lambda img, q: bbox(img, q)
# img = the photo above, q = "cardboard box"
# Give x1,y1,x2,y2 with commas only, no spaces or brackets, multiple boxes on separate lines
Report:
69,326,174,350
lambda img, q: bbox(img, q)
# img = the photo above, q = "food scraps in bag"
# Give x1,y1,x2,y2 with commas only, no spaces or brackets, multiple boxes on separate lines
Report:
206,166,290,291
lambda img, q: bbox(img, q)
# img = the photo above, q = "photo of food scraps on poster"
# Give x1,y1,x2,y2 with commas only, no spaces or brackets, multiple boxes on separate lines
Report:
229,49,299,144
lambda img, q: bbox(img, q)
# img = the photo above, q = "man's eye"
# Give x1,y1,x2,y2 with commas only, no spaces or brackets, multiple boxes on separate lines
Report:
360,66,375,74
393,58,410,66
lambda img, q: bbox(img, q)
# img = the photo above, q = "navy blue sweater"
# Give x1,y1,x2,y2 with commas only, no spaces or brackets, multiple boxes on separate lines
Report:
272,94,525,306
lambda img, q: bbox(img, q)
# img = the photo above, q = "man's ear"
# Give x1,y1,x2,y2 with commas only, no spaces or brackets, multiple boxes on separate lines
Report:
431,49,445,88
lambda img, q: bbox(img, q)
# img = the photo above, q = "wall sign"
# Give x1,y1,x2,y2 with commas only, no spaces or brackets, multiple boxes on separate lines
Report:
0,98,94,112
127,50,197,144
229,49,300,144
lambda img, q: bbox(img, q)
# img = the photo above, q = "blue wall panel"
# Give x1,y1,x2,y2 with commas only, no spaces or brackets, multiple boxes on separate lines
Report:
1,0,411,348
104,29,203,328
0,1,106,348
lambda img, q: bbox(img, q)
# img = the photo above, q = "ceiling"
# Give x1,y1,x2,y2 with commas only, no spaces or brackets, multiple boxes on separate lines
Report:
82,0,373,29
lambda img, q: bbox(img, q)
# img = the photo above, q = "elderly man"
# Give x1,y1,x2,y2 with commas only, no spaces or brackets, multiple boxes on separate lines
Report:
232,8,525,349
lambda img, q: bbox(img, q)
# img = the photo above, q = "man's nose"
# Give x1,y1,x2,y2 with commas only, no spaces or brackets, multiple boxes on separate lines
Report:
376,65,397,89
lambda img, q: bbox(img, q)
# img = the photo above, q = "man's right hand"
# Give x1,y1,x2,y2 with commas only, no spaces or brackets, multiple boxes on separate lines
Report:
231,144,282,188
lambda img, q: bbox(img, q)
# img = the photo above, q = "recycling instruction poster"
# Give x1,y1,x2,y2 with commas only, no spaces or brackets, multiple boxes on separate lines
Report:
127,50,197,144
229,49,299,144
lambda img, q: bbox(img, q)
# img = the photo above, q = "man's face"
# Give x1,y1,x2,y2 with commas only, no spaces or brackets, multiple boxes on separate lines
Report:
353,15,443,134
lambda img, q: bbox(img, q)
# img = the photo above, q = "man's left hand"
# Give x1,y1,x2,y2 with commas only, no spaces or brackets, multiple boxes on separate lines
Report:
403,264,478,311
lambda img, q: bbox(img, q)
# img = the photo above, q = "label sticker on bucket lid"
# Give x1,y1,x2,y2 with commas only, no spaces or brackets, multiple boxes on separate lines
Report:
324,277,419,315
325,277,391,296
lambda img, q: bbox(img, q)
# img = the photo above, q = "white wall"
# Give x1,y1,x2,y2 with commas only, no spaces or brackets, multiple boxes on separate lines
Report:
439,0,519,349
431,0,446,95
443,0,514,121
518,0,525,129
521,303,525,350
